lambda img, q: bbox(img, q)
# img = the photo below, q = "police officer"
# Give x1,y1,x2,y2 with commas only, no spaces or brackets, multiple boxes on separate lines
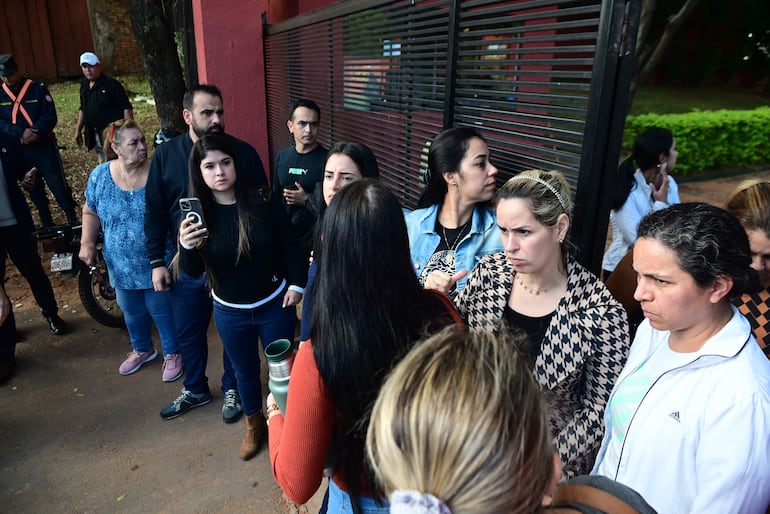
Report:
0,54,78,228
0,132,68,385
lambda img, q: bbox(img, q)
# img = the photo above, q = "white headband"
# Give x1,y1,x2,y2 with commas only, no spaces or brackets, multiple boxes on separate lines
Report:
509,174,567,210
390,490,452,514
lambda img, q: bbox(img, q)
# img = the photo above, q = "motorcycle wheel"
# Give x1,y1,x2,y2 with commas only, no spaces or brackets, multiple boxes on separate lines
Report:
78,256,125,328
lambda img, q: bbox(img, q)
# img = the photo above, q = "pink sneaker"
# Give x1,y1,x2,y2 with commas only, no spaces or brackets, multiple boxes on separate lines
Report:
119,349,158,375
162,353,184,382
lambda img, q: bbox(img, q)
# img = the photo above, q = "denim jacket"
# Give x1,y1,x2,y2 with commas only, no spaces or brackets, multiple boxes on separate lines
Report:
405,203,501,292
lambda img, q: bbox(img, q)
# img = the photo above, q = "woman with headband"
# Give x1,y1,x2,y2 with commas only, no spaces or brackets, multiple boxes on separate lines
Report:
367,327,656,514
456,170,629,478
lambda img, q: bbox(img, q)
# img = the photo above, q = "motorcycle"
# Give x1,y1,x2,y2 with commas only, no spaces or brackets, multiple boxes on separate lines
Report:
31,224,125,328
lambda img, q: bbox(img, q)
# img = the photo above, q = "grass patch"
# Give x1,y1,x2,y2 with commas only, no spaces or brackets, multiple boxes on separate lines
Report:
629,85,769,115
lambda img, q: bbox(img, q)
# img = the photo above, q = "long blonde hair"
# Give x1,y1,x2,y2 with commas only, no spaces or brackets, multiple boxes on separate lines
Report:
366,327,554,514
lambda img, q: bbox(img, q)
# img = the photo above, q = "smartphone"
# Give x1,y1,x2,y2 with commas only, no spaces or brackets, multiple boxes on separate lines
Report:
179,197,207,232
651,162,666,190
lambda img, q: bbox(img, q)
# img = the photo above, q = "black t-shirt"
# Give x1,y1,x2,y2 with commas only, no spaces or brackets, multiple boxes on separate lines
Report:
273,144,328,254
503,304,554,369
418,219,471,298
79,74,132,146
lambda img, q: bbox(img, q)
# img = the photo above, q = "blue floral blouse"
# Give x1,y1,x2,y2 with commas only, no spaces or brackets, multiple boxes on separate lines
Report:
84,162,175,290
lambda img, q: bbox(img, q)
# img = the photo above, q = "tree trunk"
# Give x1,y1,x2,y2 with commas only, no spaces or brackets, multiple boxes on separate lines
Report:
124,0,186,132
635,0,657,66
627,0,701,110
636,0,702,86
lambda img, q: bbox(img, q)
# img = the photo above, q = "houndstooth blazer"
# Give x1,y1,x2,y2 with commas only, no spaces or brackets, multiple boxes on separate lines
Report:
456,252,630,478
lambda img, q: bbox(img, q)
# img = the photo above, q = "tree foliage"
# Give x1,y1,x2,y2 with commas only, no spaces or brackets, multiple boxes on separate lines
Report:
634,0,770,86
627,0,700,106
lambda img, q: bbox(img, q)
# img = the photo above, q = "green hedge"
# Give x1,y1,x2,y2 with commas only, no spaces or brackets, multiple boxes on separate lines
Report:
623,107,770,176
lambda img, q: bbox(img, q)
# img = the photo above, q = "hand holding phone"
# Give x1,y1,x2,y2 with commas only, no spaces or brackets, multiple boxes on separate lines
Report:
651,162,666,190
179,197,206,229
179,197,208,246
650,162,670,203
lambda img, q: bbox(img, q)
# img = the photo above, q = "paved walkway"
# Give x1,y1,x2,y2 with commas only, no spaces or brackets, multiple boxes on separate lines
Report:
676,166,770,205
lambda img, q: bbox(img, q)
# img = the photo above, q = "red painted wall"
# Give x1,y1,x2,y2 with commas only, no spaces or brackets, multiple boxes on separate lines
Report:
192,0,270,171
297,0,330,12
193,0,337,172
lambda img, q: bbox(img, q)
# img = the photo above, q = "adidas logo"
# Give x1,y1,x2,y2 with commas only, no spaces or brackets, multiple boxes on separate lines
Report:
669,411,680,423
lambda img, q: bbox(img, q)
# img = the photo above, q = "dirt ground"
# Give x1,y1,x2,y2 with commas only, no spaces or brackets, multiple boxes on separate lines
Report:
0,278,325,512
2,166,769,513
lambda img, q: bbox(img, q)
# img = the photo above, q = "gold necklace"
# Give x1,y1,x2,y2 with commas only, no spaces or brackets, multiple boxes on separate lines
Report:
517,275,564,296
441,221,470,267
119,163,141,195
441,221,470,250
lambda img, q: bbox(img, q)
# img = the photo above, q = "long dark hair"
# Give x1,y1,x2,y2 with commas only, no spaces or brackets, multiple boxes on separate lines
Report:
311,180,455,500
187,134,265,282
417,127,486,208
611,127,674,210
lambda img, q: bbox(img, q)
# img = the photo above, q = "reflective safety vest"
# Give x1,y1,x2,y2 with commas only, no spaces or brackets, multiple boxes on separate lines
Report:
1,79,35,126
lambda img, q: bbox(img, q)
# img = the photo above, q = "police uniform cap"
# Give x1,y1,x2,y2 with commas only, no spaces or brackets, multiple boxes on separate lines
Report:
0,54,18,77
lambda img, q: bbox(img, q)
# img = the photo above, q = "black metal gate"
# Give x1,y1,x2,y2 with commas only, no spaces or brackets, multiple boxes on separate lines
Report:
264,0,640,272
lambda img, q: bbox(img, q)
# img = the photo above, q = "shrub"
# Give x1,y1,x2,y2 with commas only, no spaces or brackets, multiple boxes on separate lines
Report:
623,107,770,176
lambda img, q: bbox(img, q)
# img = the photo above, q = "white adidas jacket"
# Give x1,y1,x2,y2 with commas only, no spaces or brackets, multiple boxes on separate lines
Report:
593,307,770,513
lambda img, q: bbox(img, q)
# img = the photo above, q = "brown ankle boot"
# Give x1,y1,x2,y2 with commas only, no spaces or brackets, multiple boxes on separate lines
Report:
239,411,267,460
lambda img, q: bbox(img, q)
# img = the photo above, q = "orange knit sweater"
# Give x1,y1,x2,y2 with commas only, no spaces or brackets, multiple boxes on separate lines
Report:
268,341,346,505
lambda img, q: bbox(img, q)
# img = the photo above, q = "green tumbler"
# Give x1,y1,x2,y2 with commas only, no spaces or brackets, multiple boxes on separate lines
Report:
265,338,294,413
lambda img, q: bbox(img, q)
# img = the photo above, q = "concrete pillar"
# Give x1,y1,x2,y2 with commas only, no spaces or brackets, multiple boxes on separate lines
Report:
192,0,269,170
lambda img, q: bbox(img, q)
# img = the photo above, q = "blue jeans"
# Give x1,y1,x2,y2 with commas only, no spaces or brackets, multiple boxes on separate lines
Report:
169,271,239,395
299,259,317,341
326,479,389,514
115,288,178,355
212,294,296,416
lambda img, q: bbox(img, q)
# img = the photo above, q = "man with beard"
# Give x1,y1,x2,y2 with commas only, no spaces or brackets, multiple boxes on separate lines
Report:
144,84,268,421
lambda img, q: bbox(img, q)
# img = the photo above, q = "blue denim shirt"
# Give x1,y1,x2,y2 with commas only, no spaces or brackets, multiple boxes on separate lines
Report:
405,203,502,292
